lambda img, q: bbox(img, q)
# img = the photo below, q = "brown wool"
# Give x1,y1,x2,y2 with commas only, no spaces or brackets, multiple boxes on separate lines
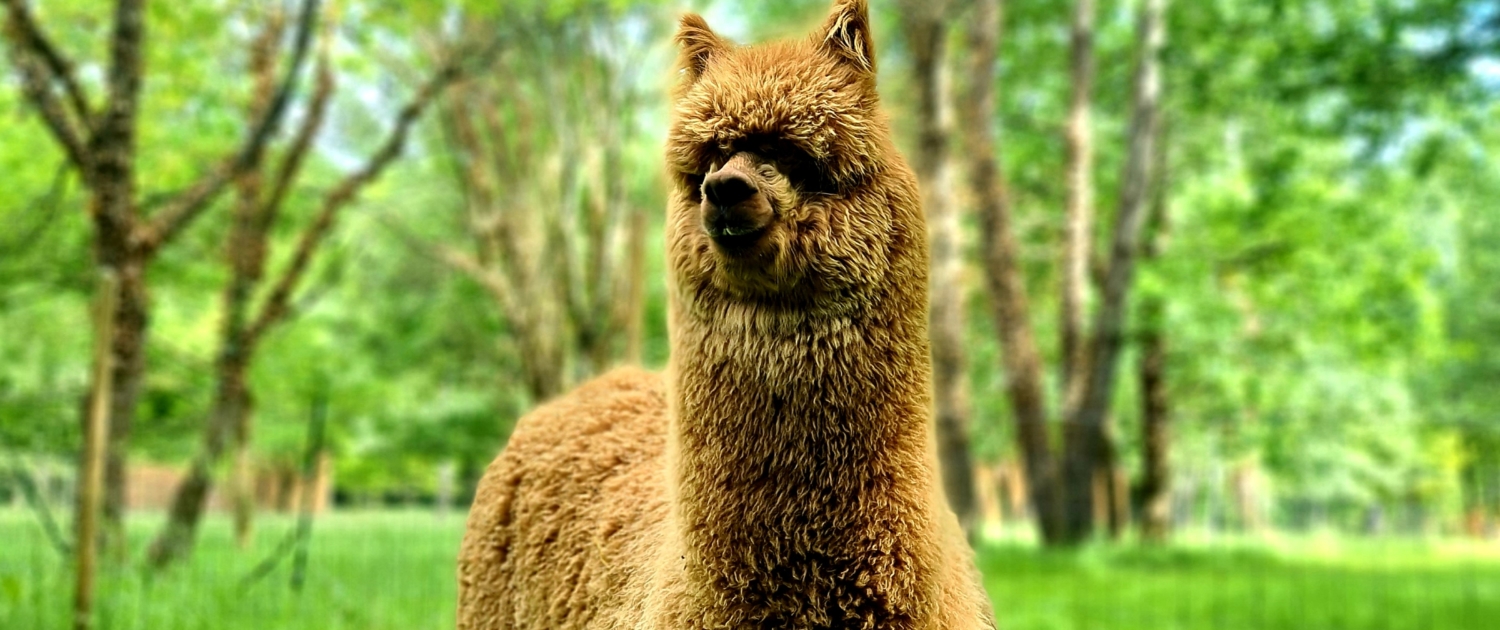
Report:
457,2,997,628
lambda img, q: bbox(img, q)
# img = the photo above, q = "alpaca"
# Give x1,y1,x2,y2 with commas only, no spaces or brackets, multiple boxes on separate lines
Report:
456,2,997,628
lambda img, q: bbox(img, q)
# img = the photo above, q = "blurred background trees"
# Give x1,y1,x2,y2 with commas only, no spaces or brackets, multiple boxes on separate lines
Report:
1,0,1498,574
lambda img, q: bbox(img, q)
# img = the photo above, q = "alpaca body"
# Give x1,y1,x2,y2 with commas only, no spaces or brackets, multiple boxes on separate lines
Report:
457,366,994,629
458,2,995,627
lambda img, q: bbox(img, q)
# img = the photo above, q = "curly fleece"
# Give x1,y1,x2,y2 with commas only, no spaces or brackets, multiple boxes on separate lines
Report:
456,2,998,628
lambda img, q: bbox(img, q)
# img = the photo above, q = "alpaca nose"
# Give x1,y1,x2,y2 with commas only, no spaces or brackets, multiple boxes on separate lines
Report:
703,170,756,208
700,168,773,248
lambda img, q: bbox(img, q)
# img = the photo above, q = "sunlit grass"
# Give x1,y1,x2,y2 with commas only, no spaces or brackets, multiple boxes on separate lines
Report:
2,509,1496,629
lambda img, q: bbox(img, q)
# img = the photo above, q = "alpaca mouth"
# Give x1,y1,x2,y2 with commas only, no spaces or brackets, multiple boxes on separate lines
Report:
701,196,773,254
710,223,762,238
704,220,769,254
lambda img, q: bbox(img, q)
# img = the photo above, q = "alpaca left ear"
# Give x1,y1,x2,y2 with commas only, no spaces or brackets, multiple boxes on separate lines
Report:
677,13,730,83
818,0,875,73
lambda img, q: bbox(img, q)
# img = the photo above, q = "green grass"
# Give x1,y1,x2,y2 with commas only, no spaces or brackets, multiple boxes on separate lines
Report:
977,531,1500,630
0,509,463,630
2,509,1497,629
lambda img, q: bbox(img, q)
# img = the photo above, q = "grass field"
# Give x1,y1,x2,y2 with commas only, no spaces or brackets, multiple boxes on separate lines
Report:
2,509,1497,629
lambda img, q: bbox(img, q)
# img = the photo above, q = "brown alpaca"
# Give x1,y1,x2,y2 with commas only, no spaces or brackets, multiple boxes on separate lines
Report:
456,2,997,628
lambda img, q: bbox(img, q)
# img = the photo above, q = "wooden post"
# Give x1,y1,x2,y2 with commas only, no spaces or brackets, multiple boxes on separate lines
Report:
74,270,118,630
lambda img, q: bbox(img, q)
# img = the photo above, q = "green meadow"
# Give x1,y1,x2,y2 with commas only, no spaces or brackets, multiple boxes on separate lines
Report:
3,510,1496,630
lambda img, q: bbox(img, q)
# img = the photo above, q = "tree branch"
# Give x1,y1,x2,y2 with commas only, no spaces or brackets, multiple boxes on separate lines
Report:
5,460,72,557
1,0,92,124
245,51,471,343
377,211,518,316
261,58,334,227
438,245,518,313
132,0,322,257
1,36,90,176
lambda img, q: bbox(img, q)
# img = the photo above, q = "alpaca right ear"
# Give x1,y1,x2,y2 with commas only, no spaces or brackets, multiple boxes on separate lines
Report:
818,0,875,73
677,13,729,83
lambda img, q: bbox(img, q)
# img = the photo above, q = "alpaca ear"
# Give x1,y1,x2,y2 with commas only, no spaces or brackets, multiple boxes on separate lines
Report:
677,13,729,82
818,0,875,73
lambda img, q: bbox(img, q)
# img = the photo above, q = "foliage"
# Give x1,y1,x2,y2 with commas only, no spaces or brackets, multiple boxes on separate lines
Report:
0,0,1498,527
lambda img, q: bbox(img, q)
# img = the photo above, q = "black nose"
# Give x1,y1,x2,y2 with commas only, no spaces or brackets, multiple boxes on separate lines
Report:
703,170,757,209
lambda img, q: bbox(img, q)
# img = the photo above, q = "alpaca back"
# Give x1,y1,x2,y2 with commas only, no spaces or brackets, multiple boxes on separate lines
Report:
457,367,669,630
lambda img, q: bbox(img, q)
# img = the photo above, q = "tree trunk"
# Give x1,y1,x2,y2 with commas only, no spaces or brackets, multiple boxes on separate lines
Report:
74,271,117,630
92,0,148,557
1094,433,1128,540
958,0,1067,544
432,20,657,405
437,82,570,404
146,377,250,568
1134,119,1173,543
900,0,979,538
1136,312,1171,541
228,10,286,548
230,443,255,546
1060,0,1095,406
100,270,147,556
1059,0,1166,544
147,14,284,567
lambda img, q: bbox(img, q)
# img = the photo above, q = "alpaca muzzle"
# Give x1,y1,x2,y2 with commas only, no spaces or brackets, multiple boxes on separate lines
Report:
701,161,774,253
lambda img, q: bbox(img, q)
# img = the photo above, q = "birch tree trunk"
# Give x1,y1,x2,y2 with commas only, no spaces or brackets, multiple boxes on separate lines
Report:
899,0,979,537
1060,0,1096,404
1059,0,1167,543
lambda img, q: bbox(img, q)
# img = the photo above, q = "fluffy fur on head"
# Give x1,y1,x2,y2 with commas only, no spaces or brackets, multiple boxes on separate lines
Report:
666,1,908,319
669,1,885,198
456,2,997,628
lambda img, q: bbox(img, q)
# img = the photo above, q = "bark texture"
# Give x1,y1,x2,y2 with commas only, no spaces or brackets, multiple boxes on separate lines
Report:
1136,321,1170,540
1135,119,1174,543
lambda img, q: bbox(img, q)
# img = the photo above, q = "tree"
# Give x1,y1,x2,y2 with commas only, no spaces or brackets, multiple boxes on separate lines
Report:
966,0,1166,545
1,0,319,554
427,8,655,403
958,0,1068,543
145,8,483,568
1056,0,1166,542
899,0,979,537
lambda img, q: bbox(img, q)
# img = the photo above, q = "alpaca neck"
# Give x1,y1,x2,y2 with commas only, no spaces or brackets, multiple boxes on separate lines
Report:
666,293,943,615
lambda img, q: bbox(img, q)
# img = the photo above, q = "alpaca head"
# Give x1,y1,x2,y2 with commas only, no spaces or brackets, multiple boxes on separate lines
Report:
665,0,916,315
